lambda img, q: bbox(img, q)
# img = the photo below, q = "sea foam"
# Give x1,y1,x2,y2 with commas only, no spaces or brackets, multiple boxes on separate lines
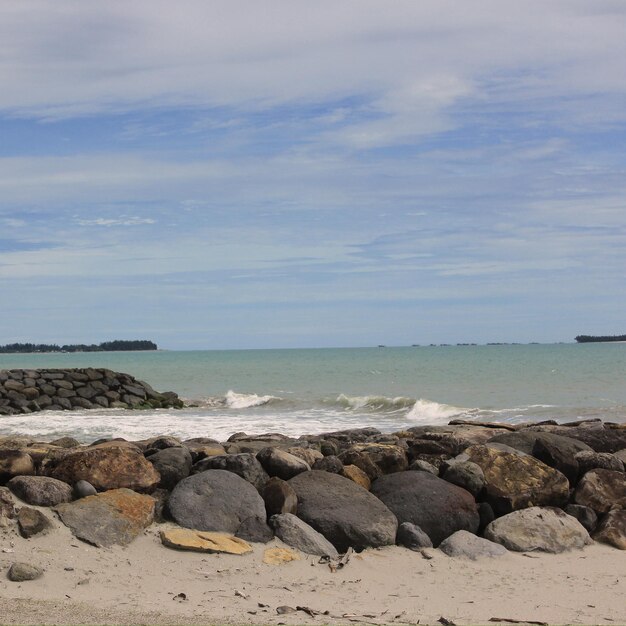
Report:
406,398,468,422
224,390,281,409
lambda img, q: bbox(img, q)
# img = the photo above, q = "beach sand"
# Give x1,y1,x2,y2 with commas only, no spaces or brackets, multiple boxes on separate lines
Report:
0,518,624,626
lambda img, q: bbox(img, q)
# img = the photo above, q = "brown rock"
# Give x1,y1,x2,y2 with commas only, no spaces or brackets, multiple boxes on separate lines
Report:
262,547,300,564
593,509,626,549
286,447,323,466
350,443,408,474
462,445,569,515
17,507,53,538
46,445,160,492
0,450,35,484
341,464,371,490
574,469,626,514
55,488,155,547
261,477,298,517
160,528,253,554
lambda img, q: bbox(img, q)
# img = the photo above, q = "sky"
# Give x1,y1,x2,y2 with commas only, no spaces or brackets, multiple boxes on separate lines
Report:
1,0,625,349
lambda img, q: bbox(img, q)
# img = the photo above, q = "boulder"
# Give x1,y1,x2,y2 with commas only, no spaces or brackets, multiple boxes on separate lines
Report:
532,438,581,486
55,488,155,547
533,426,626,453
0,450,35,483
167,470,271,542
442,461,485,497
489,431,591,456
256,447,310,480
147,447,192,490
312,456,344,474
349,444,408,474
438,530,508,559
160,528,253,554
7,476,72,507
371,471,479,547
341,465,371,490
396,522,433,550
337,450,381,481
17,507,53,538
593,509,626,550
261,477,297,517
46,445,160,492
409,460,438,475
286,447,323,466
564,504,598,532
192,453,269,490
574,469,626,513
7,562,43,582
575,451,624,476
461,445,569,515
484,507,591,553
270,513,339,557
288,470,397,552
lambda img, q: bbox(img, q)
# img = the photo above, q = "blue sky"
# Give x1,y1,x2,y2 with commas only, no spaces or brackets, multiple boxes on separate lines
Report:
1,0,625,349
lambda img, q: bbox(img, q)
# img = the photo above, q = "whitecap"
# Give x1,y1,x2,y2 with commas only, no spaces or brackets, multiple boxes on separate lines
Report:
406,398,469,422
225,390,281,409
336,393,416,411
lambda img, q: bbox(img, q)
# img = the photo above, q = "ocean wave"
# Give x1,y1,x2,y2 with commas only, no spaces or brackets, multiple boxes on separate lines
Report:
406,398,469,421
336,393,416,412
225,390,282,409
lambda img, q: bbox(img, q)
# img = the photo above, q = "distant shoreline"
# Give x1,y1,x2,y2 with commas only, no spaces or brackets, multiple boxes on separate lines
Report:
0,340,158,354
575,334,626,343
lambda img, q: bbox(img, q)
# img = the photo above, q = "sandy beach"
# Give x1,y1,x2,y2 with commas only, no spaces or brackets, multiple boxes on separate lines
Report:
1,517,624,626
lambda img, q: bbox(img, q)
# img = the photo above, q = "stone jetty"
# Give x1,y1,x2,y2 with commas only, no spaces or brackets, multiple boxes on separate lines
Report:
0,368,625,573
0,368,183,414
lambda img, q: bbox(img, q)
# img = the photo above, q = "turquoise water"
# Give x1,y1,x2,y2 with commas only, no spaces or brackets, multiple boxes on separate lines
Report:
1,344,625,441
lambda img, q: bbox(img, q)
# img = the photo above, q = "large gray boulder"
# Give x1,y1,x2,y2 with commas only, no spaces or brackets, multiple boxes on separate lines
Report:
288,470,397,552
7,476,72,507
146,447,193,490
193,453,269,490
167,470,272,542
438,530,508,560
371,471,479,547
270,513,338,557
484,506,591,553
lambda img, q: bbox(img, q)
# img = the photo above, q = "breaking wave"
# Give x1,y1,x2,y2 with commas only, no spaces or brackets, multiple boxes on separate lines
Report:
406,398,469,421
336,394,416,412
224,390,282,409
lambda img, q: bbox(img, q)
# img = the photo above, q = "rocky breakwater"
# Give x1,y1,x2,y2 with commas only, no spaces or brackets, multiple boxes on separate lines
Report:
0,368,183,415
0,418,625,584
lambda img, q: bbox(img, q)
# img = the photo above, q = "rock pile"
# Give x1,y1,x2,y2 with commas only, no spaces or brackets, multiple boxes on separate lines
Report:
0,373,625,583
0,368,183,414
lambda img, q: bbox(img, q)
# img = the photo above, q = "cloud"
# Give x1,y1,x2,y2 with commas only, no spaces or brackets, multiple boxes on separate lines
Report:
76,217,156,227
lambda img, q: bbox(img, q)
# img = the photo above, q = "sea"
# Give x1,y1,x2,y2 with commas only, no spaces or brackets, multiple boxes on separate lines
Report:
1,343,625,443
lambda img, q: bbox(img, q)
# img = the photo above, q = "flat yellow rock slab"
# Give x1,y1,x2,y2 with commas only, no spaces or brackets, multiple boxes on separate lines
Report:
160,528,253,554
263,547,301,564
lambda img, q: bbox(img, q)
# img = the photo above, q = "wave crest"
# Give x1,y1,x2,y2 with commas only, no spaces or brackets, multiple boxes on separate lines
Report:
406,398,468,421
336,394,416,411
225,390,281,409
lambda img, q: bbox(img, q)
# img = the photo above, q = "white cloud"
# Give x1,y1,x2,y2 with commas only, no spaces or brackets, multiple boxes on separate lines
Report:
0,1,624,132
76,217,156,227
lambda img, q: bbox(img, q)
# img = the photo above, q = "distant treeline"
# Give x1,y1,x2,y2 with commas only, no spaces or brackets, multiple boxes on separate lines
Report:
0,340,158,353
575,335,626,343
